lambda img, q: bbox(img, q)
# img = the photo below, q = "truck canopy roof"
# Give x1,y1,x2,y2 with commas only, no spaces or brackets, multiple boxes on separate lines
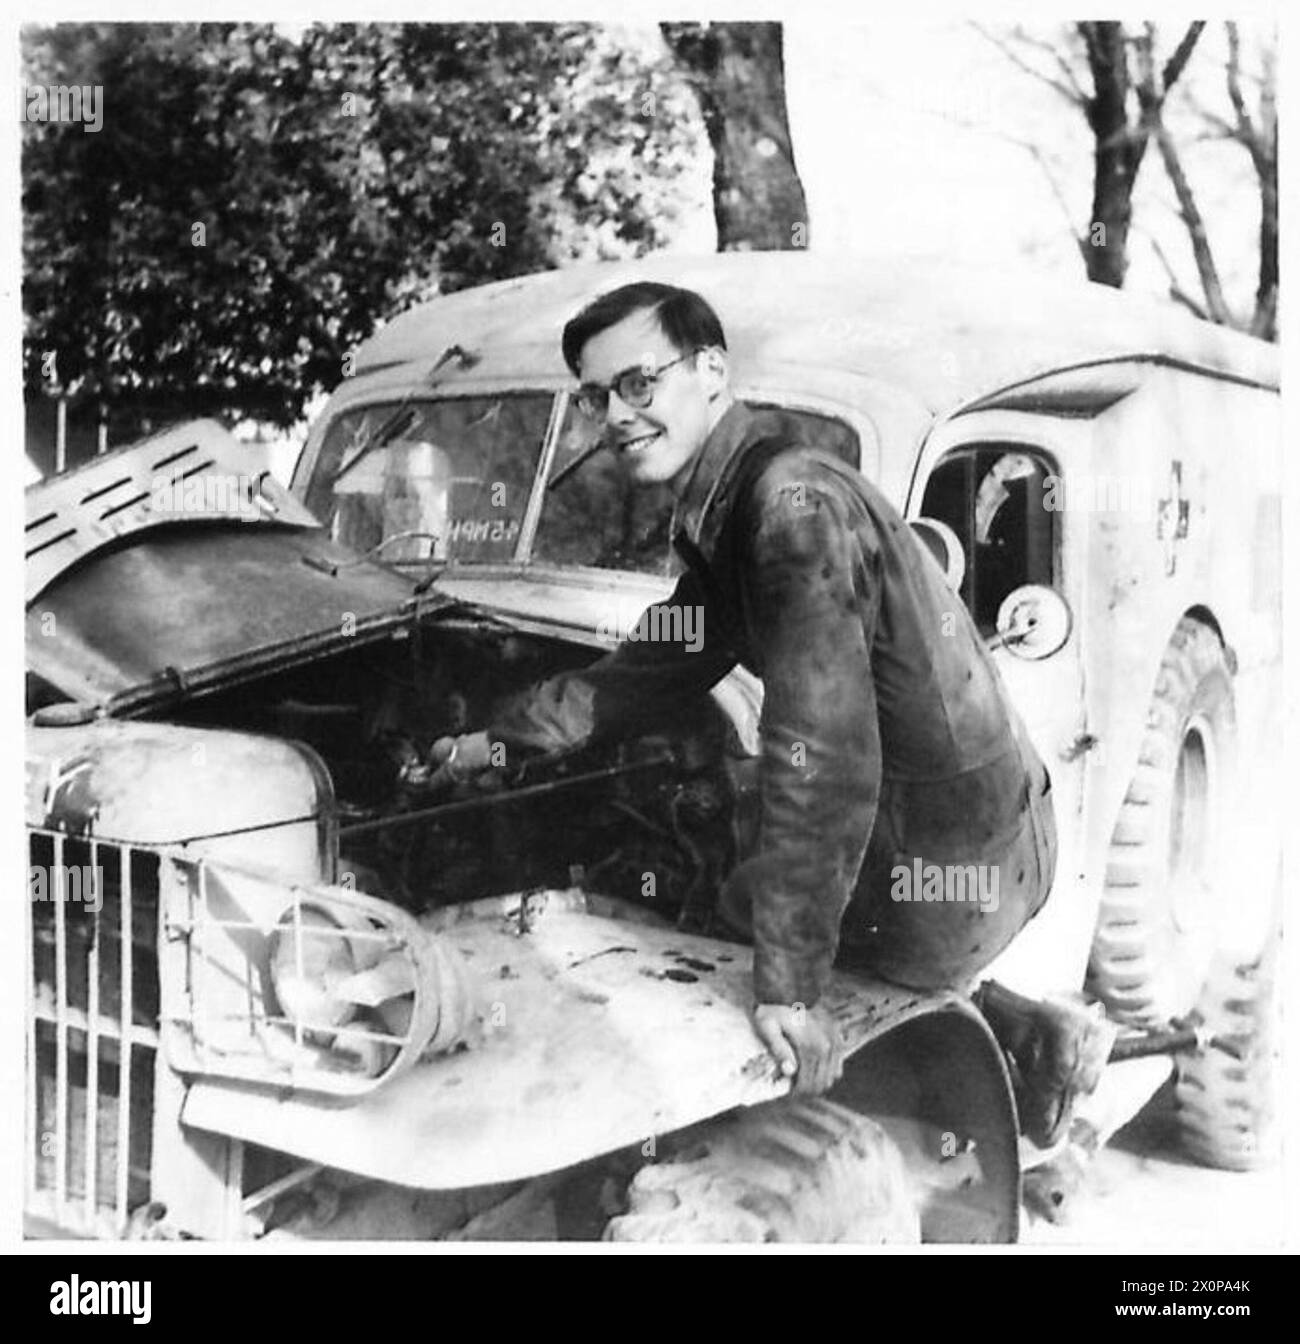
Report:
352,252,1278,418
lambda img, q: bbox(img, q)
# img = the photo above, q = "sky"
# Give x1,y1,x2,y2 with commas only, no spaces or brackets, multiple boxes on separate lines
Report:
774,18,1272,320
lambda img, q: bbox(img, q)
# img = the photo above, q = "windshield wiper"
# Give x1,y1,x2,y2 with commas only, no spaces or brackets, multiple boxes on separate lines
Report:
547,434,611,491
329,343,479,488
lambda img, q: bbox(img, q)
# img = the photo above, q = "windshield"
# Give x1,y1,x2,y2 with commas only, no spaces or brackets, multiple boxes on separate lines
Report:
306,395,552,563
306,393,860,575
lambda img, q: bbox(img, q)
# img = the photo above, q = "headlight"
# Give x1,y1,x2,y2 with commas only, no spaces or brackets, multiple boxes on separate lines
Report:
269,903,367,1032
160,859,477,1096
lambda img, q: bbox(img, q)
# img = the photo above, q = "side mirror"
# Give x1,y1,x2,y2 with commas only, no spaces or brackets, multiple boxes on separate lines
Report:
909,517,966,593
991,584,1072,660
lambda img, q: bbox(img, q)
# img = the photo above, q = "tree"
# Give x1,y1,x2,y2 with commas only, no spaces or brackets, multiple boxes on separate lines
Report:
974,20,1276,339
1081,21,1205,289
22,23,702,436
974,21,1203,289
1176,22,1277,338
661,22,808,250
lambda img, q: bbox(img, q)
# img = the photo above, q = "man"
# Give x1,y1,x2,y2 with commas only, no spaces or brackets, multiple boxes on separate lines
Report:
433,281,1111,1144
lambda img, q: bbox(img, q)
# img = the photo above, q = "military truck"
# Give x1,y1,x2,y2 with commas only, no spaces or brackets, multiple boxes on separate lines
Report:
24,253,1281,1242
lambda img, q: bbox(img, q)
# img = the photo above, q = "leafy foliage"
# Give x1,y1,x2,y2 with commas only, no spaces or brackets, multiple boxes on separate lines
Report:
23,23,706,430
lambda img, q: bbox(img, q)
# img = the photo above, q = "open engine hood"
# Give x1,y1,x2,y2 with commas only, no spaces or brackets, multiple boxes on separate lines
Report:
26,420,454,714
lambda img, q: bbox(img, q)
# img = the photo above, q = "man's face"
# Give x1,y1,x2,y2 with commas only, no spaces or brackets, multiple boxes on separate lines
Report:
576,308,726,488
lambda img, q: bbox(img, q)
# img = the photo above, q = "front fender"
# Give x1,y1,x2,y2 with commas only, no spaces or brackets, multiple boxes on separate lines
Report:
25,719,333,877
182,889,1017,1221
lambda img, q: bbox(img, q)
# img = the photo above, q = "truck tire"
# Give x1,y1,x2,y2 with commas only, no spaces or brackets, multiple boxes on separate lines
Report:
1088,617,1235,1026
604,1097,920,1243
1173,938,1278,1172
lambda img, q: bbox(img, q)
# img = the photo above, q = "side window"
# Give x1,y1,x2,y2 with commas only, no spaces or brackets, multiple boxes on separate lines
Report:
920,445,1057,635
532,401,859,575
751,404,859,471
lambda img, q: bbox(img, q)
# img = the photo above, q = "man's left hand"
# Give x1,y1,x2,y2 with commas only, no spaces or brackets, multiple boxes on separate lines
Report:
752,1002,845,1095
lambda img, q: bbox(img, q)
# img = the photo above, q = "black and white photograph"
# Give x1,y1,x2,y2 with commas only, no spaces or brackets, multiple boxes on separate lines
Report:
10,1,1294,1285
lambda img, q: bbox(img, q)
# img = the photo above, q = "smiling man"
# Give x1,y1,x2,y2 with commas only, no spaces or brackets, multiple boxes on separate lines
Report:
433,281,1111,1142
566,299,724,486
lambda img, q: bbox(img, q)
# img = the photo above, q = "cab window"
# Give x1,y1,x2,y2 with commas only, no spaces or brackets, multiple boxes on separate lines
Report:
920,445,1057,635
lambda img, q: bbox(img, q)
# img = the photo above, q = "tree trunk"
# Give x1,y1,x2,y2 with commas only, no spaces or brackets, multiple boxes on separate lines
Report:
661,21,809,251
1254,141,1277,339
1078,21,1206,292
1079,21,1141,287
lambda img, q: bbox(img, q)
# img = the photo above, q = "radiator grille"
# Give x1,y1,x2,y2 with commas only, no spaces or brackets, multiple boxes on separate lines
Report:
27,829,160,1237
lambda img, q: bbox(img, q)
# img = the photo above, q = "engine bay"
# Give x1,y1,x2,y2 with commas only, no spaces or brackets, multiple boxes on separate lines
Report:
162,613,753,928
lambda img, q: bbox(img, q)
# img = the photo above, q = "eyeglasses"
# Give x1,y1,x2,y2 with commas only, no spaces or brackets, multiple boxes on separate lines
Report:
573,351,697,421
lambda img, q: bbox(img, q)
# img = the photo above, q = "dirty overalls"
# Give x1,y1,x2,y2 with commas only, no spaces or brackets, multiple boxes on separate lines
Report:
491,402,1057,1006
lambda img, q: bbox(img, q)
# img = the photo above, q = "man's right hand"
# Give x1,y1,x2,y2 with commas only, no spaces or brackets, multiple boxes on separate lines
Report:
752,1002,845,1096
428,731,495,780
399,731,497,792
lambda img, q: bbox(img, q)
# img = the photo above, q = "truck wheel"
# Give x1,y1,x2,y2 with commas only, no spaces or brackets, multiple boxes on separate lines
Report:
603,1097,920,1243
1173,937,1278,1172
1088,617,1235,1026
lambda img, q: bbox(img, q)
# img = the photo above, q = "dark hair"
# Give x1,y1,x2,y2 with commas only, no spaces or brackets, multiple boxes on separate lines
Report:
561,281,727,376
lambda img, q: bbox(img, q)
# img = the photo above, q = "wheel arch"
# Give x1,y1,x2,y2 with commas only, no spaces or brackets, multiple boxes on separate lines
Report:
834,1000,1021,1242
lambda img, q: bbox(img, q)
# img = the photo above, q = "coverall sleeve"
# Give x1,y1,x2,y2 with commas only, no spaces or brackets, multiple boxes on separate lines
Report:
725,473,883,1007
488,567,739,755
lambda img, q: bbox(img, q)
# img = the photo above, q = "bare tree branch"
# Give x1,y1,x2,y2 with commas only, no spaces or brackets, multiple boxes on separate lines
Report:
1021,141,1084,251
1181,91,1243,144
1143,231,1209,319
1250,287,1277,341
1131,24,1233,326
1132,21,1204,113
919,99,1085,254
1006,25,1089,103
1216,21,1277,337
1248,28,1278,338
970,22,1087,108
1132,23,1158,106
1224,22,1257,146
1153,122,1233,325
1130,27,1161,145
1162,22,1206,94
1257,32,1277,146
1168,288,1212,322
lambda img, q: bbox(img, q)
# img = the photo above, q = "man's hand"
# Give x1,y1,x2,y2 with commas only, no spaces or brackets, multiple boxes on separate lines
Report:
400,731,498,793
752,1002,845,1095
428,731,494,780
